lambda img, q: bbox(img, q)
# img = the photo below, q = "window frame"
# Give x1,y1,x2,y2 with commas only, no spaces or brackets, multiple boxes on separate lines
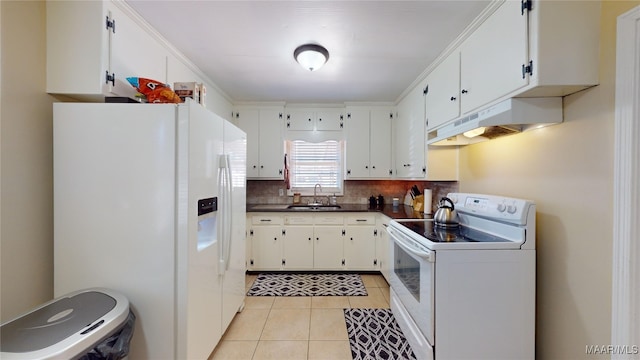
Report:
285,139,344,196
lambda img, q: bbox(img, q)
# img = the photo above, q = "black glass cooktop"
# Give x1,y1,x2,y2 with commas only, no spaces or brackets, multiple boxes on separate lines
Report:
397,220,510,243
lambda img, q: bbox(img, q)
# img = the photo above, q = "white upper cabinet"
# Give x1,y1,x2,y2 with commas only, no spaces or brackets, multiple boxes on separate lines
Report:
425,1,527,130
369,109,395,178
47,0,109,100
523,0,600,96
395,83,427,179
109,4,167,91
316,109,344,131
397,81,459,180
285,108,344,131
47,0,165,101
425,51,461,130
235,107,284,179
46,0,232,114
286,109,315,131
345,109,370,178
459,0,528,114
345,107,393,179
425,0,600,130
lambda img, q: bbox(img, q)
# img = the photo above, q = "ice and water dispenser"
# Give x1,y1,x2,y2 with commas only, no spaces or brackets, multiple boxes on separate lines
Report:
197,197,218,251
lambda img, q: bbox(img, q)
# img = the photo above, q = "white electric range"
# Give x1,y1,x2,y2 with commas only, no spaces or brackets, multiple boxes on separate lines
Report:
387,193,536,360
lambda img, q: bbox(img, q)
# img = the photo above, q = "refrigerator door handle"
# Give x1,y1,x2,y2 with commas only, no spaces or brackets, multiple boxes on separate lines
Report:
224,155,233,271
217,155,228,275
217,154,233,275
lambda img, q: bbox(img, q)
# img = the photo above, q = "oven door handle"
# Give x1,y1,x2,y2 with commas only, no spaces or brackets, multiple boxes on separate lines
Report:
388,226,435,262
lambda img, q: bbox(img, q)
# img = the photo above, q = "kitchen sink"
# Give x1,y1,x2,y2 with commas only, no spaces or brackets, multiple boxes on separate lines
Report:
287,204,342,211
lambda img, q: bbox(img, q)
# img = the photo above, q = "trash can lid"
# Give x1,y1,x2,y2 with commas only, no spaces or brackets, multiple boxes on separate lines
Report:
1,291,117,353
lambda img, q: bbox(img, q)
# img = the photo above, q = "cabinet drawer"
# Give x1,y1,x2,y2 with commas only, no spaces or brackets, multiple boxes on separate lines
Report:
346,215,376,225
284,215,314,225
251,215,283,225
314,215,344,225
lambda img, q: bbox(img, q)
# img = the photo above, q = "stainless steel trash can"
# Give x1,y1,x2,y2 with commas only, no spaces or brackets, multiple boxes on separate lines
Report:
1,288,132,360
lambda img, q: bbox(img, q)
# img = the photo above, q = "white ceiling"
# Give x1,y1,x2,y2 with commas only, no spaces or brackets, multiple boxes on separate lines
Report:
126,1,491,104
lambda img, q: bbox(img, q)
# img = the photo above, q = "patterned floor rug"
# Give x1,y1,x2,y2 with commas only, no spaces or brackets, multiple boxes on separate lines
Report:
247,273,368,296
344,308,416,360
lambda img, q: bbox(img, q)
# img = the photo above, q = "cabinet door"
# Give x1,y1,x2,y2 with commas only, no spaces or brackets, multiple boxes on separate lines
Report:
316,110,344,131
345,109,371,178
46,1,109,99
283,226,314,270
258,110,284,178
313,226,344,269
344,226,376,270
394,107,409,178
109,4,167,95
395,83,426,178
460,0,528,114
286,109,315,131
236,108,283,179
236,109,261,178
252,227,282,270
369,109,393,178
246,216,254,270
425,51,461,130
376,217,391,282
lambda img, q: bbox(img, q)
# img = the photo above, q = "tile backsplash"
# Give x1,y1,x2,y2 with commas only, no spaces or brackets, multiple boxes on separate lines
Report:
247,180,458,214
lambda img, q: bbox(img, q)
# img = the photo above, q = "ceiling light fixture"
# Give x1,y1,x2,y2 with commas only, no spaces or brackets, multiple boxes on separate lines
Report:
294,44,329,71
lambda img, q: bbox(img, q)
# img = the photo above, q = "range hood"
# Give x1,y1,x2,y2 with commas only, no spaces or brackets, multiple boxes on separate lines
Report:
427,97,563,146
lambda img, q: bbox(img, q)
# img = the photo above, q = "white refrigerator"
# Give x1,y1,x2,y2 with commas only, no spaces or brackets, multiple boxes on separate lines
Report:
53,100,246,359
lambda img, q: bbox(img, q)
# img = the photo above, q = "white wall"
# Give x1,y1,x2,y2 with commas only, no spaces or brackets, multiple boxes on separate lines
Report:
0,0,55,321
458,1,639,358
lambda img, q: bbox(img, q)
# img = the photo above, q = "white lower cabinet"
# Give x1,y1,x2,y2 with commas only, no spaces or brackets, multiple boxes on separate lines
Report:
311,214,345,270
248,214,284,270
344,215,377,270
248,212,380,271
282,215,314,270
376,215,391,282
313,225,345,269
282,226,314,269
252,226,283,270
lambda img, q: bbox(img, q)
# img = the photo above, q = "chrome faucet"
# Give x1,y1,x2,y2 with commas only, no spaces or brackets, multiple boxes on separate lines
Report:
313,184,322,205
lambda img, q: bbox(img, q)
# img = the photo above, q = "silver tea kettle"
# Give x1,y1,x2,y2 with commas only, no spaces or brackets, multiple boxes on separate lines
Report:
434,197,458,228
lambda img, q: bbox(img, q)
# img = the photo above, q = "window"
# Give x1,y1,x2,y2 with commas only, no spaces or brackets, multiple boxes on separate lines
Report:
286,139,343,195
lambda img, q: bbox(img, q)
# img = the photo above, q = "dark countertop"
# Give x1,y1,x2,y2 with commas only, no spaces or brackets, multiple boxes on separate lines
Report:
247,203,431,220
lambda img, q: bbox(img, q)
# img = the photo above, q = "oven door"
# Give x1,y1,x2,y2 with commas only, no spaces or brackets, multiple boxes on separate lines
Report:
387,225,435,347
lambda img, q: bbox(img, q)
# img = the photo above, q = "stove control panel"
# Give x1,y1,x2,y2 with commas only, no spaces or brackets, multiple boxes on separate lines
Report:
448,193,534,225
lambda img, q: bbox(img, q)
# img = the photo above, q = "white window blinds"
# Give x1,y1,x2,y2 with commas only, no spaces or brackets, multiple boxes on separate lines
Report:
287,140,343,194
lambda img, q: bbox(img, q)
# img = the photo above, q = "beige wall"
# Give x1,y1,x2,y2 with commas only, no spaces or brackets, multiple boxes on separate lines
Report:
459,1,640,358
0,0,55,321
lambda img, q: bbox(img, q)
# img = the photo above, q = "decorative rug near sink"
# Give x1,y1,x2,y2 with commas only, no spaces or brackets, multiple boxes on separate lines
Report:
247,273,368,296
343,308,416,360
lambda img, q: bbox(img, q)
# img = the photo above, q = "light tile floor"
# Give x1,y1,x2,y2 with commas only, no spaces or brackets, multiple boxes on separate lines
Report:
209,273,390,360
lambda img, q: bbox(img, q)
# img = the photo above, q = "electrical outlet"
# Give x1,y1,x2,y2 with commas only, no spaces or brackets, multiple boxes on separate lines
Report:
279,188,285,196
